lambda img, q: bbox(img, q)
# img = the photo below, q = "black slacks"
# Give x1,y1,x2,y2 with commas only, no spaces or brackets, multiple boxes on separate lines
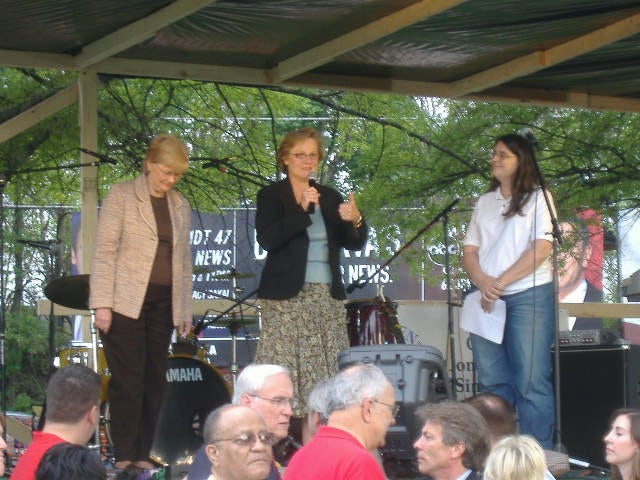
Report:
100,285,174,462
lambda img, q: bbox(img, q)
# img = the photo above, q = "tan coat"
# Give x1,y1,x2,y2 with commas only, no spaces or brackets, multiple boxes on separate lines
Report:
89,174,192,326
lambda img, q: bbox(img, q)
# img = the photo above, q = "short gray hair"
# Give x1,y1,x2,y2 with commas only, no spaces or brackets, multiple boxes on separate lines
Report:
327,363,391,415
232,364,290,404
416,401,490,471
308,378,330,423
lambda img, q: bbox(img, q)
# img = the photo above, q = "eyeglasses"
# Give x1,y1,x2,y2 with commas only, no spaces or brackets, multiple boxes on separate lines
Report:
210,431,278,447
153,162,182,180
375,400,400,417
290,152,319,161
490,150,516,161
249,394,297,410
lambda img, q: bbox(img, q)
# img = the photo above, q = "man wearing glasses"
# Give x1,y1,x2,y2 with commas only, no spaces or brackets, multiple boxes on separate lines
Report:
187,364,294,480
202,405,275,480
284,364,396,480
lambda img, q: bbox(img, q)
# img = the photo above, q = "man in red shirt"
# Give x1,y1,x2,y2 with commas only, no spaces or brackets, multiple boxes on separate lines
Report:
10,365,101,480
284,364,396,480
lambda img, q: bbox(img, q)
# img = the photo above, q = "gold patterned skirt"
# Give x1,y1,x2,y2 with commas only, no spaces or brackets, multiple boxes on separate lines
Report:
255,282,348,417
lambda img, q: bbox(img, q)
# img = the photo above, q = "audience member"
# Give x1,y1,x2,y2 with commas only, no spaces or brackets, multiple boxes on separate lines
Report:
306,378,329,439
484,435,546,480
605,408,640,480
202,405,274,480
10,365,101,480
464,392,569,477
35,442,106,480
284,363,396,480
1,414,7,478
188,364,294,480
464,392,516,446
413,401,490,480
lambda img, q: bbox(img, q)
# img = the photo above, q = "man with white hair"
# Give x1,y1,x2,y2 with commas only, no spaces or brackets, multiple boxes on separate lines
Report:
188,364,294,480
284,363,396,480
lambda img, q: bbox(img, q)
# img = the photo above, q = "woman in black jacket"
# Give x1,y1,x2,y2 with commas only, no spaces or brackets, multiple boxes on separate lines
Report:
254,127,367,442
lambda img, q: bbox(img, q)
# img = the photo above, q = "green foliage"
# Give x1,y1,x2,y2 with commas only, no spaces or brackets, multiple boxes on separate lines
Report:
2,68,640,402
4,309,71,412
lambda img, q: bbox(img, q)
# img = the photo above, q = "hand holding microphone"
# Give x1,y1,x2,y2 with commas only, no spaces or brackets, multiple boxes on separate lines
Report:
304,172,320,213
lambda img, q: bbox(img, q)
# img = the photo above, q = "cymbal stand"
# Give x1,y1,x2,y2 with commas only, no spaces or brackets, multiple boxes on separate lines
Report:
89,309,101,447
228,270,243,388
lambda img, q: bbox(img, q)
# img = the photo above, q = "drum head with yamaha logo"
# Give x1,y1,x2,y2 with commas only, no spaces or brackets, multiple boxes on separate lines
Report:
149,355,231,476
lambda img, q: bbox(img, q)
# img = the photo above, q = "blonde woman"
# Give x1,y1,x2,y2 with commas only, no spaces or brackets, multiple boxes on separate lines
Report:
90,133,192,472
484,435,546,480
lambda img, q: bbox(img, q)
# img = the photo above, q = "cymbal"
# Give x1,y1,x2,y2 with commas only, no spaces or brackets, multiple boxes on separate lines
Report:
211,271,255,280
44,274,90,310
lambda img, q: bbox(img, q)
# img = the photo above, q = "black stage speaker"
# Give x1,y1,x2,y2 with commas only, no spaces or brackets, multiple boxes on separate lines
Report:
338,344,451,464
558,344,640,467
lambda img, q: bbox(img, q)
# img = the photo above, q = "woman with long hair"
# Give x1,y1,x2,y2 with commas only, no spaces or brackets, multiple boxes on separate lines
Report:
605,408,640,480
462,132,556,448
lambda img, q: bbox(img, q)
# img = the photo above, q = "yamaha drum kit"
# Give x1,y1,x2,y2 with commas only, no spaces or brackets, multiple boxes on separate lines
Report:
43,269,259,477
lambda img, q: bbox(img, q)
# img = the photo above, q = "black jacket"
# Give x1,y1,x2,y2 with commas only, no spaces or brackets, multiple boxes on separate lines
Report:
256,179,367,300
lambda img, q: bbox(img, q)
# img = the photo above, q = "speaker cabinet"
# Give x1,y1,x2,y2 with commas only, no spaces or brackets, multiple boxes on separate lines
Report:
338,344,451,462
558,344,640,467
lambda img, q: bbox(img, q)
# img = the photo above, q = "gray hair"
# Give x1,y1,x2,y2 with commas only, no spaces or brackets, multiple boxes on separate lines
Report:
231,364,290,404
326,363,391,415
416,401,491,471
308,378,330,423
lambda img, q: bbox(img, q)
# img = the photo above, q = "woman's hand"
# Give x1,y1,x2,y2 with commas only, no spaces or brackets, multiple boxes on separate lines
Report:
300,185,320,212
177,320,190,338
94,307,113,334
477,273,505,304
338,192,361,223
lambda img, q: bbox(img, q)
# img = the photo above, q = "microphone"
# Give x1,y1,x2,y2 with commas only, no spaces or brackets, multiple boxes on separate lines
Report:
17,239,59,250
568,457,610,473
307,172,318,214
518,128,539,150
79,148,117,165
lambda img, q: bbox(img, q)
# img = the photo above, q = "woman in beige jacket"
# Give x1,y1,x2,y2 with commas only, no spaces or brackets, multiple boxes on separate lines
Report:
89,133,193,472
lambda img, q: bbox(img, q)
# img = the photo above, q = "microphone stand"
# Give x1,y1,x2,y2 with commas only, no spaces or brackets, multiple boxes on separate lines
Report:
530,152,565,453
346,199,460,389
0,173,7,421
346,199,460,295
193,288,258,386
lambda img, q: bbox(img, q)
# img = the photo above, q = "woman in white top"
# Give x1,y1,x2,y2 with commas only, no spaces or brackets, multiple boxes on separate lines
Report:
463,132,556,449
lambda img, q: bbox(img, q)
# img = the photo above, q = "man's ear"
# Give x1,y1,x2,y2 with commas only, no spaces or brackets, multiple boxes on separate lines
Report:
450,442,466,460
87,404,99,426
238,392,252,407
206,443,220,468
361,399,375,423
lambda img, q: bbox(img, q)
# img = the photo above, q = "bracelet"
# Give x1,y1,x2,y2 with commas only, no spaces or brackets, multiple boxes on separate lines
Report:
353,215,363,229
494,280,505,289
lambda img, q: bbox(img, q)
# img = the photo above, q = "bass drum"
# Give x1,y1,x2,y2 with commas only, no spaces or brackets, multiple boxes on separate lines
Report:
103,355,231,477
345,297,404,346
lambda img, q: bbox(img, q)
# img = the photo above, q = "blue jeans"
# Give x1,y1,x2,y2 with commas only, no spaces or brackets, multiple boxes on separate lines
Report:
470,282,555,448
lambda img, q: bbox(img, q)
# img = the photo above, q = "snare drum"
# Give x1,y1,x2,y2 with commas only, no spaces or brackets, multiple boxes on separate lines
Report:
345,297,403,346
149,355,231,476
56,342,110,401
